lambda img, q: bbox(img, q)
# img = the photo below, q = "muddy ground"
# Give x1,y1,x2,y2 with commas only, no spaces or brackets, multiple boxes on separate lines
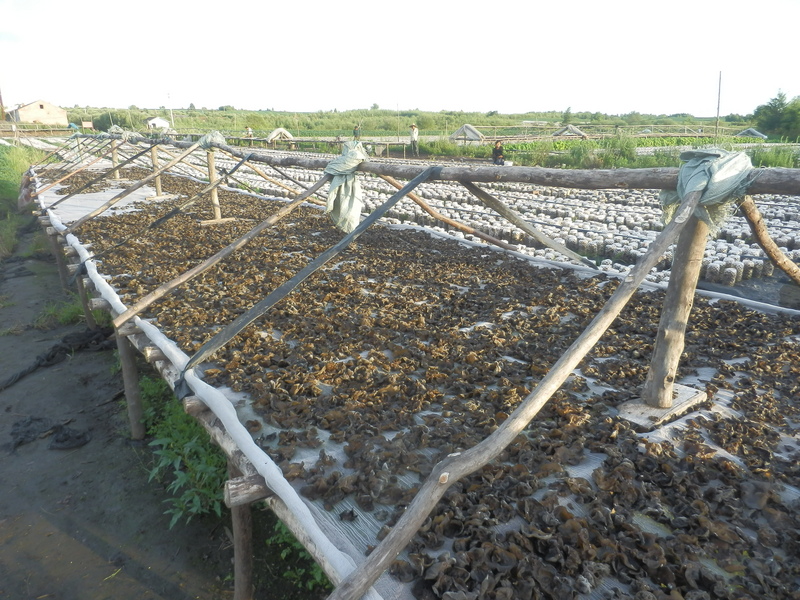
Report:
0,227,238,600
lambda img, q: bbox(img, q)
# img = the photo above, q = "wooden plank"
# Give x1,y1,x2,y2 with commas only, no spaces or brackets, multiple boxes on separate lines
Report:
739,195,800,286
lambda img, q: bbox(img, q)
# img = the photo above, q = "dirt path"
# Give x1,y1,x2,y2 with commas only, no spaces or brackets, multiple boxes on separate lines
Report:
0,229,234,600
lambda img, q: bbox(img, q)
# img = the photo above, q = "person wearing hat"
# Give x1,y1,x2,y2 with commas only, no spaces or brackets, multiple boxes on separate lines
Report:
409,124,419,157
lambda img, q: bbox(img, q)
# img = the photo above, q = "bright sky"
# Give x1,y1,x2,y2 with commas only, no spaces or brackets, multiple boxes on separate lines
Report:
1,0,797,118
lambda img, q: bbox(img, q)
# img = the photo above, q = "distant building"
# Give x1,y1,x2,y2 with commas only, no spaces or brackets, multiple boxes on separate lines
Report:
146,117,170,129
5,100,68,126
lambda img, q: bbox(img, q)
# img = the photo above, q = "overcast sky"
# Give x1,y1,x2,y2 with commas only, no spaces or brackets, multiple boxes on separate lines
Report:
1,0,797,118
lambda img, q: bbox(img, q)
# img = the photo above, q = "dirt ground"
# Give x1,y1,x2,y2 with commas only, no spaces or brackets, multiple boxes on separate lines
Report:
0,227,236,600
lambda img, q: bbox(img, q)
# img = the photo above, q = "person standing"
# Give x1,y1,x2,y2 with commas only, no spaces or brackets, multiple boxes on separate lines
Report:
353,124,361,140
409,124,419,157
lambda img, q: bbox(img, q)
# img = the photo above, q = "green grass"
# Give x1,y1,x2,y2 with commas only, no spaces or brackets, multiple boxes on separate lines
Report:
32,292,109,330
0,145,47,259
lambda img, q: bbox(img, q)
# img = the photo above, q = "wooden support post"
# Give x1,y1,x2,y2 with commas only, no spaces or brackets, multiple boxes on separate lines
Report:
641,201,708,408
151,145,163,196
111,141,120,181
115,328,145,440
75,272,98,330
45,229,70,289
228,462,255,600
208,150,222,220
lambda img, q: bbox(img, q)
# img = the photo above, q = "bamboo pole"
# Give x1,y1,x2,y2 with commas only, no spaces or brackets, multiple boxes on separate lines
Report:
738,195,800,286
641,203,708,408
112,174,333,328
327,190,703,600
378,174,518,252
461,180,599,269
65,142,201,233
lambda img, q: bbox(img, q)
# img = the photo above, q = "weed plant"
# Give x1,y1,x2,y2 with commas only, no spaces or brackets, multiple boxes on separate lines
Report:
265,521,332,594
142,375,227,528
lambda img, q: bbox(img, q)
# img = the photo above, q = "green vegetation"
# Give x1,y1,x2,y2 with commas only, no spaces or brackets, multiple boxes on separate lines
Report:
142,375,227,529
0,144,46,259
754,91,800,140
32,292,110,330
266,521,332,593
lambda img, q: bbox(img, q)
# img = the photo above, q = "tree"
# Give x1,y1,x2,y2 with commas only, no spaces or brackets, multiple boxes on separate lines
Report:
189,103,196,111
370,103,380,110
561,107,572,125
754,91,788,133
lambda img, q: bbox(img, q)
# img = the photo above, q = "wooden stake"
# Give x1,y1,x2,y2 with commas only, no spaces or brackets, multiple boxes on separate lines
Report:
115,328,145,440
641,206,708,408
112,174,332,328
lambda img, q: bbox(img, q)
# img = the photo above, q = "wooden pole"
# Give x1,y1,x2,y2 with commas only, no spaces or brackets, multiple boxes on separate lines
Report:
461,180,598,269
151,145,163,196
228,462,255,600
75,273,98,330
31,142,116,198
115,328,146,440
641,196,708,408
45,228,70,289
112,174,332,328
111,141,120,181
378,174,518,252
208,150,222,220
326,188,704,600
65,142,201,233
738,195,800,286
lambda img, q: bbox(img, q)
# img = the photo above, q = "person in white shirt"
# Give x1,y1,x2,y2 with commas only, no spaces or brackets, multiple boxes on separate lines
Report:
409,124,419,157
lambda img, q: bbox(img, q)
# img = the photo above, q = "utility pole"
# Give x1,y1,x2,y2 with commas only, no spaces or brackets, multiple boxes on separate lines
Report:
714,71,722,141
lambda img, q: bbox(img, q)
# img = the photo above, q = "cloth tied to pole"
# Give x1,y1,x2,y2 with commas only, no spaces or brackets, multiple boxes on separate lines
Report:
198,130,227,150
107,125,138,142
324,141,369,232
660,148,756,236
